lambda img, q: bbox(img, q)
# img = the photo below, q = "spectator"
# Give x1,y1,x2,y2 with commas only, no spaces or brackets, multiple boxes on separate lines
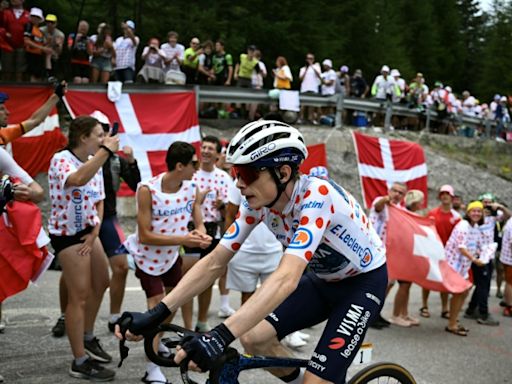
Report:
160,31,184,73
499,216,512,316
182,37,202,84
182,136,234,331
272,56,292,90
114,20,139,84
445,201,486,336
137,37,166,83
90,23,115,84
421,185,460,319
389,189,424,327
234,44,259,88
337,65,350,96
452,194,465,215
47,115,119,380
494,96,510,139
0,0,30,81
67,20,92,84
390,69,406,103
369,181,407,328
249,49,266,120
298,52,322,124
212,39,233,86
350,69,369,98
320,59,336,96
123,141,211,384
197,40,215,85
461,90,476,117
371,65,398,101
23,7,50,82
40,13,64,81
407,73,428,110
0,82,65,145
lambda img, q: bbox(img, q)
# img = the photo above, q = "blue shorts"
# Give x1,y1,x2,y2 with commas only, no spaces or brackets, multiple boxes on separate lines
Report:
265,265,387,383
99,216,126,257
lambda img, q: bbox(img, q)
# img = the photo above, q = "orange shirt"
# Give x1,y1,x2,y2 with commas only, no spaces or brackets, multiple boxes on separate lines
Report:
0,123,25,145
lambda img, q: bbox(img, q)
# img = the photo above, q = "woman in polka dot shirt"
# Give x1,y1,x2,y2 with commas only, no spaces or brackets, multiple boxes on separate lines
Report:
48,115,119,380
117,121,387,384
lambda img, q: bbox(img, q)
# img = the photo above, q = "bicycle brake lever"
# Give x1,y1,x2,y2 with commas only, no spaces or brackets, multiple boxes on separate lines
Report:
117,315,133,368
179,358,199,384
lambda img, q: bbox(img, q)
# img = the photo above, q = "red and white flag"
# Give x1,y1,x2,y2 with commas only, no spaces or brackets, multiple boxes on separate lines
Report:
300,143,328,174
352,131,427,208
65,90,201,195
386,205,471,293
2,86,67,176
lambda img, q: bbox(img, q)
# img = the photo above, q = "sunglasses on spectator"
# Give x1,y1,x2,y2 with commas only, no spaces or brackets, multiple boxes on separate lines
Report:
233,165,267,185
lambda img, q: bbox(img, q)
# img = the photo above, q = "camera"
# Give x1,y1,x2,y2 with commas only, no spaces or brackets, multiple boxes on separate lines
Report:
0,175,14,214
484,204,498,216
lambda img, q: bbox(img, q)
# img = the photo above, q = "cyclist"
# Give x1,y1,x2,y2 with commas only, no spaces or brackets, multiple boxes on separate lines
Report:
116,120,388,384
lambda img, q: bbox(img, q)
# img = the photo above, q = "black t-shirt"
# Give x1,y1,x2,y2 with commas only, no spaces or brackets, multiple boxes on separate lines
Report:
102,156,141,217
350,76,367,97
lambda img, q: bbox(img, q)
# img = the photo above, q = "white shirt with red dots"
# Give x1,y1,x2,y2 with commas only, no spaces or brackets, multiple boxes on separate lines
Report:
48,150,105,236
220,175,386,282
193,167,233,225
124,174,196,276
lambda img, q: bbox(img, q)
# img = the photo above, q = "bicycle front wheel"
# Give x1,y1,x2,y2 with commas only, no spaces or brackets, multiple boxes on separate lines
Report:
347,362,416,384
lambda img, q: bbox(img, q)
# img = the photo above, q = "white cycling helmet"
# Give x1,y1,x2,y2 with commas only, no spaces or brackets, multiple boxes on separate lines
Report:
226,120,308,167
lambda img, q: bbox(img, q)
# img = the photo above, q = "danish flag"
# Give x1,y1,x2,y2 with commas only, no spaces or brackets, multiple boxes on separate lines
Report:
352,131,428,208
65,89,201,195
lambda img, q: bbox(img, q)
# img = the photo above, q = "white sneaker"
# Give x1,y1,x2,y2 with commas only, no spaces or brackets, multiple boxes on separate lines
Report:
283,332,307,349
218,306,236,318
295,330,311,341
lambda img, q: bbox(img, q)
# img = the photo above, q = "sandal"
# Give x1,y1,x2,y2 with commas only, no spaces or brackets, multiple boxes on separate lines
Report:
441,311,450,319
445,325,468,336
419,307,430,318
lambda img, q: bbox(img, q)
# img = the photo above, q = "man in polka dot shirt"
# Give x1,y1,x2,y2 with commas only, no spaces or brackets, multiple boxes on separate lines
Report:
117,121,387,384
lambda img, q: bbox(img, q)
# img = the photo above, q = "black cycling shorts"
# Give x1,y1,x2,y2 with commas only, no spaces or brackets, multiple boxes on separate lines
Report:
265,264,387,383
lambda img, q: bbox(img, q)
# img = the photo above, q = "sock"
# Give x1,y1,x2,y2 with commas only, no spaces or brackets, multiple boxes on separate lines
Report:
84,331,94,342
74,355,88,366
145,362,166,382
110,313,121,323
280,367,304,383
196,321,208,330
220,294,230,309
158,340,170,356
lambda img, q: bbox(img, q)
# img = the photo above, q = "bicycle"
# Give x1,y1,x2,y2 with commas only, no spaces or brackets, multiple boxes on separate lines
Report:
118,323,417,384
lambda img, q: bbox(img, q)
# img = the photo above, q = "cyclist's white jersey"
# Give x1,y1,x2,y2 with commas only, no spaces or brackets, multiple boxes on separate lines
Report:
219,175,386,281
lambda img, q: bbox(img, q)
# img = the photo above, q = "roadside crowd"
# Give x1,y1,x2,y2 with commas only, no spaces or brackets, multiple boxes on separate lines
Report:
1,2,510,137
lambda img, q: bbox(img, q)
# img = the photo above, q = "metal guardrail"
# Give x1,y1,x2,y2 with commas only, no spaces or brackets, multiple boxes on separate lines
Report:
4,82,493,133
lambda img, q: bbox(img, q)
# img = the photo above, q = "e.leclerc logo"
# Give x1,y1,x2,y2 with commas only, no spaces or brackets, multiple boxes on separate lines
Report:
287,228,313,249
223,221,240,240
360,248,373,267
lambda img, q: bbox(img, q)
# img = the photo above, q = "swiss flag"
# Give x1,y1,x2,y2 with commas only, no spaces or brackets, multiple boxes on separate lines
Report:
352,131,428,208
300,143,328,174
65,90,201,195
386,205,471,293
2,86,67,176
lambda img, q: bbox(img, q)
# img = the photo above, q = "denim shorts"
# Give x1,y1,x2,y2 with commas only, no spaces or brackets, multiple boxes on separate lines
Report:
91,56,112,72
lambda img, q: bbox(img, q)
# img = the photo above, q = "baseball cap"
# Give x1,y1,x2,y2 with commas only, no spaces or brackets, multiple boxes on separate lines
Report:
340,65,349,73
405,190,424,207
0,92,8,104
322,59,333,68
439,184,454,197
30,7,44,20
45,14,57,22
381,65,390,72
125,20,135,30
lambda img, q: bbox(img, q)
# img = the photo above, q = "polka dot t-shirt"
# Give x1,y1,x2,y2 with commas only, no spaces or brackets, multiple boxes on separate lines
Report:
220,175,386,282
193,167,233,224
48,150,105,236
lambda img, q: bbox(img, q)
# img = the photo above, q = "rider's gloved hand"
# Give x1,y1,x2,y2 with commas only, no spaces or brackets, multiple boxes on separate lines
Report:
117,302,171,336
180,323,235,371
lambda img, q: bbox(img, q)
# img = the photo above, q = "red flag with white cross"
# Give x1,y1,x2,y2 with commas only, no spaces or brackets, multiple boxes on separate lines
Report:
386,205,471,293
352,131,428,209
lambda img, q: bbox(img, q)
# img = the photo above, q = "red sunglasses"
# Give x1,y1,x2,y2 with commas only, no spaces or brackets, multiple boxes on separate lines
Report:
233,165,267,185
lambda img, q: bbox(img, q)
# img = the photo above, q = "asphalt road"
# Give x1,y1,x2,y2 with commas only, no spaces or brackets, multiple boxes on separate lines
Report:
0,270,510,384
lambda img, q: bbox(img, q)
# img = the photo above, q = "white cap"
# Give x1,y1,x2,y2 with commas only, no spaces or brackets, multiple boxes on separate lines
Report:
445,86,452,92
500,96,507,102
390,69,400,77
322,59,333,68
126,20,135,30
90,110,110,125
381,65,390,72
30,7,44,19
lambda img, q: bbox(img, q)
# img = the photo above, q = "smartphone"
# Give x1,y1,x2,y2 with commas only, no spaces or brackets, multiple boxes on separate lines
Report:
110,122,119,136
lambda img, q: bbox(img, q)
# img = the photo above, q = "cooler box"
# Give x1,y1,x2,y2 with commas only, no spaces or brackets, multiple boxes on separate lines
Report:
353,112,368,127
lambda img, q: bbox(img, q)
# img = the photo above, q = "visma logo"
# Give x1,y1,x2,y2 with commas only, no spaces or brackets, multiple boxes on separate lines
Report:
223,222,239,240
287,228,313,249
328,337,346,350
360,248,373,267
